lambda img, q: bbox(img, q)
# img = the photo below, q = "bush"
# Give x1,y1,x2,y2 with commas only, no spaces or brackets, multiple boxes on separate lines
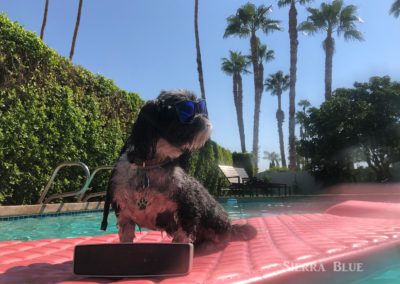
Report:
0,15,143,204
232,152,254,177
298,76,400,185
189,140,232,195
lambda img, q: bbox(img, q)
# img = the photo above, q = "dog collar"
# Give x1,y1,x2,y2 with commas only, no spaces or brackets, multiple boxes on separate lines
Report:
135,158,179,170
135,158,180,189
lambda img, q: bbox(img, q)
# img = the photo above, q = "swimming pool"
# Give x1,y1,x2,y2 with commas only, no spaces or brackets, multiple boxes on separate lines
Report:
0,197,335,241
1,196,396,241
1,197,400,284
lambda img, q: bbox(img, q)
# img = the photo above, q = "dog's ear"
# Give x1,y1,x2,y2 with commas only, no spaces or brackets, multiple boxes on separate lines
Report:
126,100,160,163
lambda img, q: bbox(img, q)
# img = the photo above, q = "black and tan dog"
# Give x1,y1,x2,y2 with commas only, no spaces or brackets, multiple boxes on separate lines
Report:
101,90,256,252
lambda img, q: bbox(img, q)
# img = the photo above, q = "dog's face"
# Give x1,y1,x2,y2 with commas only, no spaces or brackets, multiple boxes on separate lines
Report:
126,90,212,163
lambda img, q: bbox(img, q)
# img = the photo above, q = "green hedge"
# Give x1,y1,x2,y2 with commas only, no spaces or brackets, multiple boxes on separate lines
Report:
0,15,231,204
189,140,233,195
232,152,254,178
0,14,143,204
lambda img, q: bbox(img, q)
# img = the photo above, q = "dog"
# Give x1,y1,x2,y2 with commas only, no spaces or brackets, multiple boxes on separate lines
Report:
101,90,256,253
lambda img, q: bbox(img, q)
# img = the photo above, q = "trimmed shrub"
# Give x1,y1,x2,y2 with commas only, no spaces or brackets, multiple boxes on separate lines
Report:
0,15,143,204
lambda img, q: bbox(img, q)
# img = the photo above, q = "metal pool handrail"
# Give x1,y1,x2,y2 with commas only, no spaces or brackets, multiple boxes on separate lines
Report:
37,161,91,204
78,166,113,202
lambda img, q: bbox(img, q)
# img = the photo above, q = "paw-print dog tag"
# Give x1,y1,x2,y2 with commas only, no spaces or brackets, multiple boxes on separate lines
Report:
137,197,148,210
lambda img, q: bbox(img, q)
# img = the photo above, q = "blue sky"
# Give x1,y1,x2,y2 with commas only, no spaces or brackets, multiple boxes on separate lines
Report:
1,0,399,171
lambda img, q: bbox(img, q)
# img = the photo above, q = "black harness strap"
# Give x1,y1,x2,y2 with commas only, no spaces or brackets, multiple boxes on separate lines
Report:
100,185,111,231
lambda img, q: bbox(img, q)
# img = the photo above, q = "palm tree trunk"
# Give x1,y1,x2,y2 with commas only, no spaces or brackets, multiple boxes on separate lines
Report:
324,30,334,100
232,74,240,147
277,93,286,167
237,74,246,153
250,32,260,172
69,0,83,61
194,0,206,100
40,0,49,40
253,59,264,172
288,0,298,170
277,114,286,168
253,93,261,172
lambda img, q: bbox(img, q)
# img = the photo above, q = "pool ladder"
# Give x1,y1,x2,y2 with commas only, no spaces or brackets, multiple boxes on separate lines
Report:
37,161,113,204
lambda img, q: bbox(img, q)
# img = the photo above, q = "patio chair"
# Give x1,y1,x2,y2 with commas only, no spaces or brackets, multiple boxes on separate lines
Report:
218,165,254,196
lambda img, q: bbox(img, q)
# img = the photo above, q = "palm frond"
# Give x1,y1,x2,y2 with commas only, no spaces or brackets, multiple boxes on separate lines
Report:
265,71,290,95
221,51,251,75
331,0,344,18
298,21,318,35
225,2,281,39
224,15,250,38
258,44,275,63
308,7,328,29
278,0,313,8
261,19,283,34
340,4,357,20
299,0,314,5
337,4,363,41
221,59,234,75
343,29,364,41
298,99,311,109
256,4,272,20
390,0,400,18
277,0,291,8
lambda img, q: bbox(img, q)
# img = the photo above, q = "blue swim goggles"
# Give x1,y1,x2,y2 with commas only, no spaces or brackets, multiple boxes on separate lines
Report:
172,99,207,123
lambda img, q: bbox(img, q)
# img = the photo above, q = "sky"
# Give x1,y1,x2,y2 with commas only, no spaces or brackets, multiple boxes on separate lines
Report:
1,0,399,172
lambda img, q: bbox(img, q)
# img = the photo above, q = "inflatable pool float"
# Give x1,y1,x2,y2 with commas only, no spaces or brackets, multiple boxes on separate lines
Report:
1,200,400,283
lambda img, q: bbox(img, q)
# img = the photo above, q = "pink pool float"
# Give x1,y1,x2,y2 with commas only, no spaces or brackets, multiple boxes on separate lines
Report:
1,200,400,283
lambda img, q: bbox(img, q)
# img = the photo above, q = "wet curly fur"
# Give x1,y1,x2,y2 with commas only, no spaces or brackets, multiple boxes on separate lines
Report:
101,90,256,253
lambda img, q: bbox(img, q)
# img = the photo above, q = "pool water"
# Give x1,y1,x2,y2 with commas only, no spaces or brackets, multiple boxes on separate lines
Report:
0,198,331,241
0,212,118,241
351,265,400,284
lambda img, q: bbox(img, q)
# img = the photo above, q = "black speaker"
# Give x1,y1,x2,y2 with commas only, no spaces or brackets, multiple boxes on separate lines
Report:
73,243,193,277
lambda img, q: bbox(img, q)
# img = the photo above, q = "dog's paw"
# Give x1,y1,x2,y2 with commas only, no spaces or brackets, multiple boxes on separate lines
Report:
137,197,148,210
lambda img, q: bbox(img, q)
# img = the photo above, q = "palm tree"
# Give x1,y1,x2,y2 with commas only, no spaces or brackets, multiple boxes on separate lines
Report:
299,0,363,100
263,151,280,168
265,71,290,168
278,0,313,171
224,3,281,172
194,0,206,100
390,0,400,17
221,51,251,153
40,0,50,40
69,0,84,61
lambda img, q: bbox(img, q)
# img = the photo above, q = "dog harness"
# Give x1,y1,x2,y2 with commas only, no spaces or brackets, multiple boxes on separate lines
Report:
101,158,180,231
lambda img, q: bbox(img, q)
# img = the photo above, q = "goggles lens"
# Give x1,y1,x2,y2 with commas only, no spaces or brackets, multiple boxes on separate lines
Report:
176,100,207,123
